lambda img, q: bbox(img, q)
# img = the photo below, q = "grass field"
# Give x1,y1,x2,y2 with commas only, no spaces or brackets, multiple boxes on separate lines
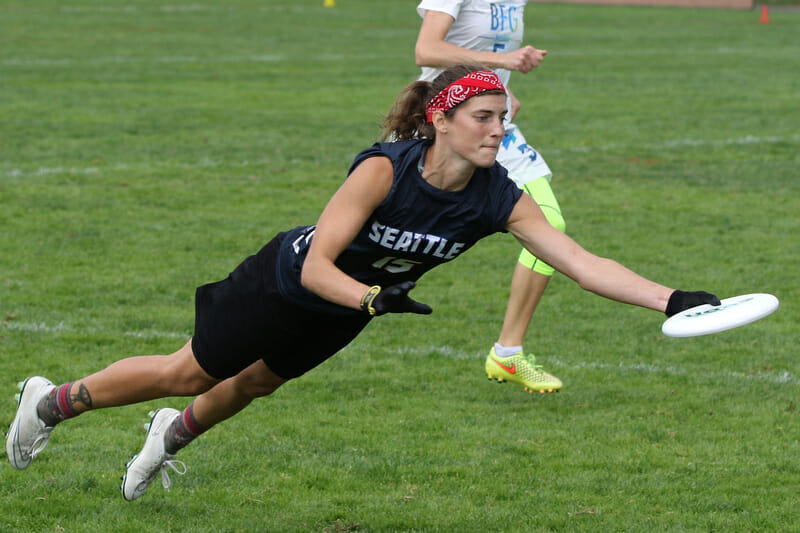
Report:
1,1,798,531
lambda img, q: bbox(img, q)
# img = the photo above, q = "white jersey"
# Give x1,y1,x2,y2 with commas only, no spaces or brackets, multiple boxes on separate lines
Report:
417,0,551,184
417,0,527,90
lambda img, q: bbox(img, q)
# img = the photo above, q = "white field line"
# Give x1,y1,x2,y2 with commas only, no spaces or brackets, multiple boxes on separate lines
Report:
59,4,211,12
2,158,271,179
0,320,189,340
5,320,791,387
1,54,287,67
3,134,797,181
56,4,314,13
386,345,800,387
546,354,800,386
0,52,422,68
549,133,800,155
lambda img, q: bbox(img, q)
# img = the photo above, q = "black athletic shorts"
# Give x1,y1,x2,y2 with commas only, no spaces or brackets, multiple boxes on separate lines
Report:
191,232,372,380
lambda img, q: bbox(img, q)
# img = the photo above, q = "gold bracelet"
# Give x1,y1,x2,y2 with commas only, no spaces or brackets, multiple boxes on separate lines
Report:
360,285,382,316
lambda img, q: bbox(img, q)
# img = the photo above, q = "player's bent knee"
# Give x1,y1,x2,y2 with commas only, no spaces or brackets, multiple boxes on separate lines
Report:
518,248,556,277
234,360,288,399
542,206,566,234
181,373,219,396
161,342,221,395
159,366,218,396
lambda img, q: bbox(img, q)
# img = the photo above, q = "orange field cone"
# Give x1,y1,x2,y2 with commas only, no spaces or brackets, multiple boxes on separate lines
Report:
759,5,769,24
324,0,335,7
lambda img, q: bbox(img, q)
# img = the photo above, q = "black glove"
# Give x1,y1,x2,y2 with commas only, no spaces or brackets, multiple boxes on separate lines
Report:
360,281,433,316
665,290,721,317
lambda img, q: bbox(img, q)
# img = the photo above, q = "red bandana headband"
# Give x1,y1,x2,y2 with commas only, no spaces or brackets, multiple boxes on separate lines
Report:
425,70,506,123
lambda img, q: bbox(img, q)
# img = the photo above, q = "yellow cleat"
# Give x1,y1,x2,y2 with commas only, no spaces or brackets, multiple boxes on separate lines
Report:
485,348,562,393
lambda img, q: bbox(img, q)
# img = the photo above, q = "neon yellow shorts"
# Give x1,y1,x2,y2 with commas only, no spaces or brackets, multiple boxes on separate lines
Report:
518,177,565,276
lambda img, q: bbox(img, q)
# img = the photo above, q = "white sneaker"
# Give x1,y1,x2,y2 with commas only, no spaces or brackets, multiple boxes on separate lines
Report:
6,377,56,470
121,408,186,501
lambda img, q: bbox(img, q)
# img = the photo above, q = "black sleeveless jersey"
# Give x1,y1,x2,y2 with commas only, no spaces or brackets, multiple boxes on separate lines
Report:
275,139,523,315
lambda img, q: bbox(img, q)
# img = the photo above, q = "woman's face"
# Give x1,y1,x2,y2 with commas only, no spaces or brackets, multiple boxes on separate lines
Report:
445,93,507,168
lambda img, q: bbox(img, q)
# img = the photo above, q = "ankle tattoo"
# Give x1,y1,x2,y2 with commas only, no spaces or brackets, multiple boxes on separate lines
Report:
36,381,92,426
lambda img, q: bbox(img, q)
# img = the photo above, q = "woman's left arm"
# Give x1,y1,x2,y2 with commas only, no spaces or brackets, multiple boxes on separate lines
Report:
505,195,674,312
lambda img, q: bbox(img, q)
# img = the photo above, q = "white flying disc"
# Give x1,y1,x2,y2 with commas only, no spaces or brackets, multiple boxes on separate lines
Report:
662,293,779,338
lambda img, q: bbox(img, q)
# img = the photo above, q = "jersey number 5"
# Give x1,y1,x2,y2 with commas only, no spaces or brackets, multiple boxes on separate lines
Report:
372,256,422,274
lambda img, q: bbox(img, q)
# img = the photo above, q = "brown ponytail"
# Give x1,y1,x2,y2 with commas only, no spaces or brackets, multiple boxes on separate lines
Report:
380,64,496,142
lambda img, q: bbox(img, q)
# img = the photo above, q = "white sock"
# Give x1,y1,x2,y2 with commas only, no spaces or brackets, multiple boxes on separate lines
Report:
494,343,523,357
